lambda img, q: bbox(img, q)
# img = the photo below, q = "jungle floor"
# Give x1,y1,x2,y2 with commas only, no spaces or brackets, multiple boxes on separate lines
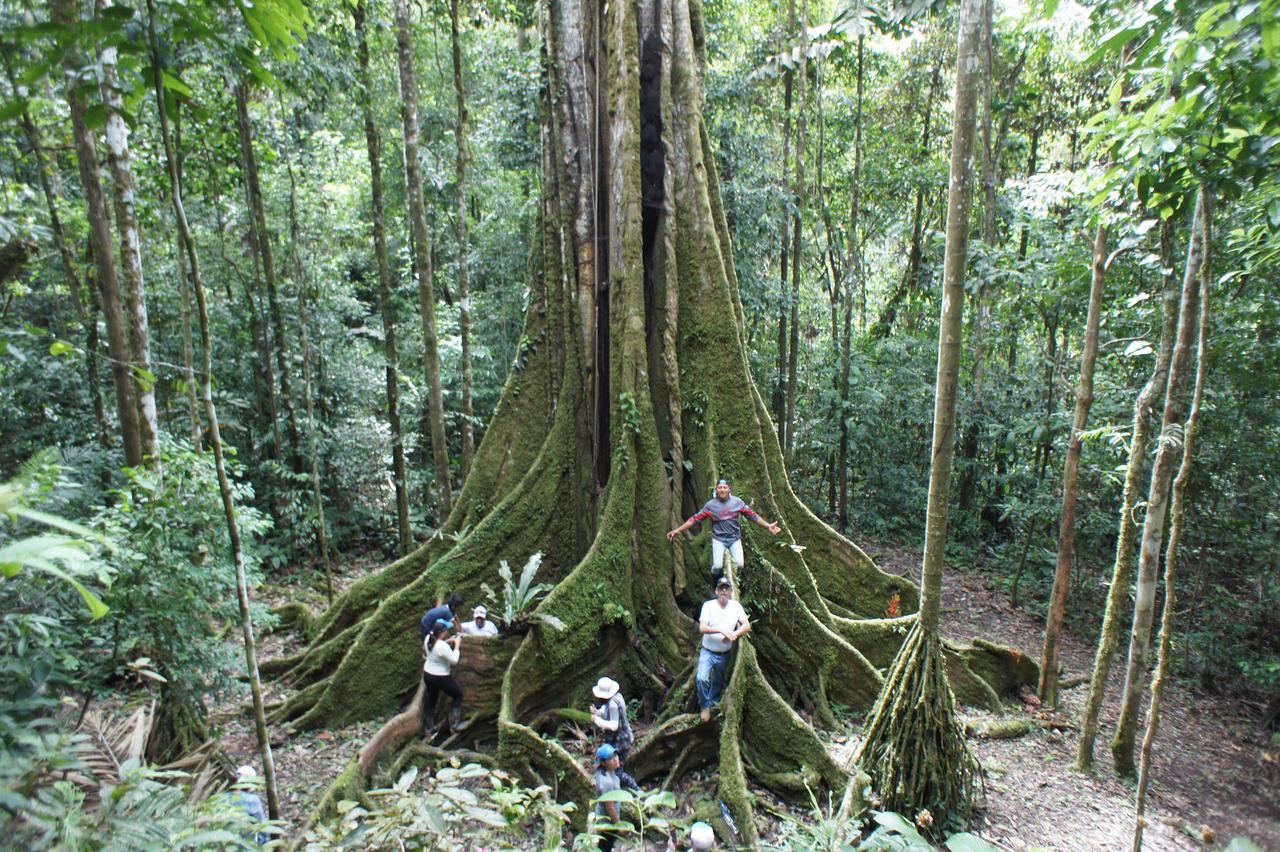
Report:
215,544,1280,850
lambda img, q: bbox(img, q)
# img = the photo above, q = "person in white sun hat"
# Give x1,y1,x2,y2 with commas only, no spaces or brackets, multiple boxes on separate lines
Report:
462,604,499,636
590,675,640,791
688,821,717,850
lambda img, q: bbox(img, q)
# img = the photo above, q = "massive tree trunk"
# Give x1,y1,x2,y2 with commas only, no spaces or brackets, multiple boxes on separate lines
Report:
1039,221,1106,707
98,0,159,462
270,0,1030,839
355,0,413,555
394,0,453,518
1111,191,1206,777
773,1,794,450
54,0,143,468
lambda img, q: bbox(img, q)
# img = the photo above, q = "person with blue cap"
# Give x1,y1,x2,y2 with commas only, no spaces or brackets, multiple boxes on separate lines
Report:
593,743,624,851
422,616,470,733
667,478,781,583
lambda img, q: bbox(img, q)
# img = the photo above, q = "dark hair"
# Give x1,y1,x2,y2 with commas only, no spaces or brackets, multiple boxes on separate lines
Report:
447,593,464,610
430,619,450,638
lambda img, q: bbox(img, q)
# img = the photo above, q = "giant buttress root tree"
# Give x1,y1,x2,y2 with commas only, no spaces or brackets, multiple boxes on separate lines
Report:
271,0,1033,838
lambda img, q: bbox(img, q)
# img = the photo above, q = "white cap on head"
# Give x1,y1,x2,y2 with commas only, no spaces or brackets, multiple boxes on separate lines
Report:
235,765,257,781
690,821,715,849
473,605,487,617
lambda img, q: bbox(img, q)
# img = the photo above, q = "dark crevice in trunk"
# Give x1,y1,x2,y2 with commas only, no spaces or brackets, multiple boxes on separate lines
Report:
593,0,612,495
640,23,666,447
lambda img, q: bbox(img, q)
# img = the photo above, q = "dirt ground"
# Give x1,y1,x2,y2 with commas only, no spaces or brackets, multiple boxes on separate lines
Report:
218,546,1280,849
865,543,1280,852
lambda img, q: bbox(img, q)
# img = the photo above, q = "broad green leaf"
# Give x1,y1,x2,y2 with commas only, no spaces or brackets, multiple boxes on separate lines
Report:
946,832,1002,852
49,340,75,356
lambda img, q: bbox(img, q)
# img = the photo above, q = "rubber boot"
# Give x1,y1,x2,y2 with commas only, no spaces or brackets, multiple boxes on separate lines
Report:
449,707,471,733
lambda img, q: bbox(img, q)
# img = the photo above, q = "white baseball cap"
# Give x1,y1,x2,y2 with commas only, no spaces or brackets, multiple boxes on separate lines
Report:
235,765,257,781
473,605,487,617
690,821,715,849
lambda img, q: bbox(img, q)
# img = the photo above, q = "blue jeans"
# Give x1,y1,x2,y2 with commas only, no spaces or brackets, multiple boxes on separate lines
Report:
697,646,731,710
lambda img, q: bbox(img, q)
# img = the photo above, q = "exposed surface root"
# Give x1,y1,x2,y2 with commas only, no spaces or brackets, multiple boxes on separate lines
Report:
851,622,982,827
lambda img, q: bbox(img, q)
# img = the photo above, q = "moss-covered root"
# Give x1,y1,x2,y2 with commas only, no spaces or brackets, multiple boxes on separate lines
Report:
715,650,758,847
849,622,982,829
269,601,316,640
309,758,371,824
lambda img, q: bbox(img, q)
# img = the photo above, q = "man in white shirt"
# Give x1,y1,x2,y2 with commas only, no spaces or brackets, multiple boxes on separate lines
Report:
697,576,750,722
461,605,499,636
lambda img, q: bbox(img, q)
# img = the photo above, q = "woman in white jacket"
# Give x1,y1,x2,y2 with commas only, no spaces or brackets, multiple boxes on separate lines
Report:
423,618,470,733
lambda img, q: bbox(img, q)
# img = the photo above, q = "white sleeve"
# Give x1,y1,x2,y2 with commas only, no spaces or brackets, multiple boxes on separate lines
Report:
698,601,711,627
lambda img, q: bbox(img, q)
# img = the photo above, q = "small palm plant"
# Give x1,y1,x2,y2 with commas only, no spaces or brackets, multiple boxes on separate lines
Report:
481,552,564,634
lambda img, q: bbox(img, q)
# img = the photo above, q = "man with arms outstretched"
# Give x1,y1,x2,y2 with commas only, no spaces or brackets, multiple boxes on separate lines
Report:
667,478,781,580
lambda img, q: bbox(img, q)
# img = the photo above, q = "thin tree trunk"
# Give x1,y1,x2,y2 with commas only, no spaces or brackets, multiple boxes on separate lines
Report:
54,0,143,468
773,7,794,446
280,114,334,585
231,88,281,463
1040,221,1106,706
1133,191,1211,851
172,107,202,451
1112,191,1206,777
450,0,476,476
394,0,453,517
871,51,943,339
1076,216,1181,771
4,51,111,449
849,0,985,822
838,34,863,533
144,0,278,815
784,0,808,464
235,83,303,474
97,0,158,462
355,0,412,555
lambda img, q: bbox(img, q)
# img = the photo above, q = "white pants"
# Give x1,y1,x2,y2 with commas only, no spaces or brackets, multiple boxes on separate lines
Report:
710,538,744,576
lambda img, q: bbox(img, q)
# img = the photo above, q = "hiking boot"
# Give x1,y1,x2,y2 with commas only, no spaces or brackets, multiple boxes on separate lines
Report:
448,708,471,733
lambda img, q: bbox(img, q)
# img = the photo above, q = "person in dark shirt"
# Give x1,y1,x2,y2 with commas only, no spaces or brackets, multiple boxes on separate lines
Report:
667,478,781,580
419,593,464,639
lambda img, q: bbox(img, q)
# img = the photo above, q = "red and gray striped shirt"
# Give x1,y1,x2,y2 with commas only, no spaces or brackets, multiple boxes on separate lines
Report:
688,496,760,544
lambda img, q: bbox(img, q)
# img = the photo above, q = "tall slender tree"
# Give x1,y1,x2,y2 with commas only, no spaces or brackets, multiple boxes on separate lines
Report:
97,0,158,462
144,0,278,816
355,0,412,554
1133,192,1211,849
837,32,864,533
393,0,452,517
450,0,476,476
1112,191,1207,777
54,0,143,468
849,0,986,824
1040,219,1107,706
1076,215,1181,771
784,0,809,464
235,83,304,474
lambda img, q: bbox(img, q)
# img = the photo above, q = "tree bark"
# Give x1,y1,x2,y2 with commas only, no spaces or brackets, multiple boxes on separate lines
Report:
54,0,143,468
1111,191,1206,777
3,51,111,450
871,50,944,339
837,35,863,533
451,0,476,476
773,6,794,449
852,0,986,824
235,83,303,474
1077,216,1181,771
394,0,453,518
97,0,158,462
783,0,808,465
355,0,412,555
280,111,334,586
144,0,278,816
1039,221,1106,706
173,108,203,451
1133,192,1211,850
